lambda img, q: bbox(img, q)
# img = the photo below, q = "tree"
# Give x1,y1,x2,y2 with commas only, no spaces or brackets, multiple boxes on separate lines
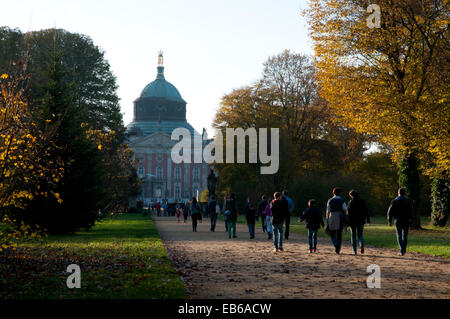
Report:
306,0,449,228
15,50,107,234
431,174,449,227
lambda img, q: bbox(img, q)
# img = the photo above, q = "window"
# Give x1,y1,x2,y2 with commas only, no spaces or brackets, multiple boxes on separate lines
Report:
174,166,181,180
193,166,200,181
175,185,181,200
138,167,144,178
156,167,163,178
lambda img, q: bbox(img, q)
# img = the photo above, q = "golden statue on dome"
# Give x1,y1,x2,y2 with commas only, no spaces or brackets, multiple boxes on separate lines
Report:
158,50,164,66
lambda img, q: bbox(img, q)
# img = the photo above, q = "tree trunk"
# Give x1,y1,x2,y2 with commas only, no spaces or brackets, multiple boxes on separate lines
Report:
431,174,449,227
398,152,422,229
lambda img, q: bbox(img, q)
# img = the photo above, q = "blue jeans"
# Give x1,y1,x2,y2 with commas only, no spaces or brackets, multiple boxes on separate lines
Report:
248,224,255,237
350,224,364,252
273,223,283,249
266,216,272,234
227,220,236,238
210,213,218,230
308,229,318,250
395,222,409,254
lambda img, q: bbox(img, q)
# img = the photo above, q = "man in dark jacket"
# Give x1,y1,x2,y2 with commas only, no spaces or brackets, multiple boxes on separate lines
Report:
387,188,413,256
271,192,285,252
257,195,268,232
209,196,218,232
347,190,370,255
300,199,324,253
225,193,238,238
245,198,257,239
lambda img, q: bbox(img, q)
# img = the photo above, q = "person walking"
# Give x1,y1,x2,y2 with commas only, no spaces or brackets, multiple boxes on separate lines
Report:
182,202,189,223
175,204,181,223
326,187,347,254
189,197,202,232
209,196,218,232
245,198,257,239
271,192,285,252
225,193,238,238
387,188,413,256
300,199,325,253
257,195,268,233
347,189,370,255
264,199,273,240
282,190,294,240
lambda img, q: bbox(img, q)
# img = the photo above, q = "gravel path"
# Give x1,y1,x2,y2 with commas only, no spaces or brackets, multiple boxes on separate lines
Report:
153,216,450,299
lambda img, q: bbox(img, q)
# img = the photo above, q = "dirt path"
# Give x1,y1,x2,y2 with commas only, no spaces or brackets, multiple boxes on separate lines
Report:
153,216,450,299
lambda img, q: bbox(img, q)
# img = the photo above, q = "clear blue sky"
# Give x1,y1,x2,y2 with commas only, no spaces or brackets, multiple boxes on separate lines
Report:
2,0,313,134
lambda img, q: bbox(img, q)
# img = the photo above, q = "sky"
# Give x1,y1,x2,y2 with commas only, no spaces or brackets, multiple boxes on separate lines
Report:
2,0,313,134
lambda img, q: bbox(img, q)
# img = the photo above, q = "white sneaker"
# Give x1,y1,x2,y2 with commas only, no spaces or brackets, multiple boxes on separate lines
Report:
273,248,278,253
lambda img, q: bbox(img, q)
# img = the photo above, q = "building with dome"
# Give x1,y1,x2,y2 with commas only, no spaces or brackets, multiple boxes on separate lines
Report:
127,52,210,204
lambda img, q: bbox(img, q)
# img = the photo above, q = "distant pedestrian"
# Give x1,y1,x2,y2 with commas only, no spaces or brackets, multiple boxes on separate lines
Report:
163,202,168,216
223,195,229,232
209,196,218,232
299,199,324,253
326,187,347,254
225,193,238,238
175,205,181,223
264,200,273,240
387,188,413,256
282,191,294,240
156,202,161,217
257,195,268,233
245,198,257,239
190,197,202,232
183,203,189,222
271,192,285,252
347,190,370,255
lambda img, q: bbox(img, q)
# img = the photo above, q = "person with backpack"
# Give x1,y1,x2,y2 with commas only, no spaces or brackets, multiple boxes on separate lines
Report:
271,192,285,252
244,198,257,239
299,199,325,253
326,187,347,254
189,197,202,232
209,196,218,232
257,195,268,233
387,188,414,256
282,190,294,240
347,189,371,255
225,193,238,238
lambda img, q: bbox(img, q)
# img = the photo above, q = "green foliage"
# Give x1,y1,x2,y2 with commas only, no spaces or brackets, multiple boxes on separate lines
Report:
431,174,449,227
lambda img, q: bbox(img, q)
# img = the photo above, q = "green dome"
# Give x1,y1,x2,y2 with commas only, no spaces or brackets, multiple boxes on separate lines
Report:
140,66,185,102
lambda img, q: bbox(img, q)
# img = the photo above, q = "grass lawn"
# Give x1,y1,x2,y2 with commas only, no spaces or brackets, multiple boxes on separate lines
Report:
223,214,450,258
0,214,186,299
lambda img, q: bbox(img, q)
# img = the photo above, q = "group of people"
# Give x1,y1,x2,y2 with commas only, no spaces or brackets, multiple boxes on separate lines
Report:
177,186,414,256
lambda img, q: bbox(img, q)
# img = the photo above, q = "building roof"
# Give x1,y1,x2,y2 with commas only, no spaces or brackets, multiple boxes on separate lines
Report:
139,65,185,103
127,119,199,137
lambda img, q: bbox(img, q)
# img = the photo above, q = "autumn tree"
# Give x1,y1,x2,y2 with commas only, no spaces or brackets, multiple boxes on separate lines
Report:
306,0,449,228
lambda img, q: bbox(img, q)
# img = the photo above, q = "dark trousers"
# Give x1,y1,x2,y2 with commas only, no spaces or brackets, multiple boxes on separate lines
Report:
284,215,291,239
395,222,409,254
330,228,343,253
261,214,266,232
308,229,318,250
210,213,217,231
192,214,200,232
350,224,365,252
248,223,255,237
